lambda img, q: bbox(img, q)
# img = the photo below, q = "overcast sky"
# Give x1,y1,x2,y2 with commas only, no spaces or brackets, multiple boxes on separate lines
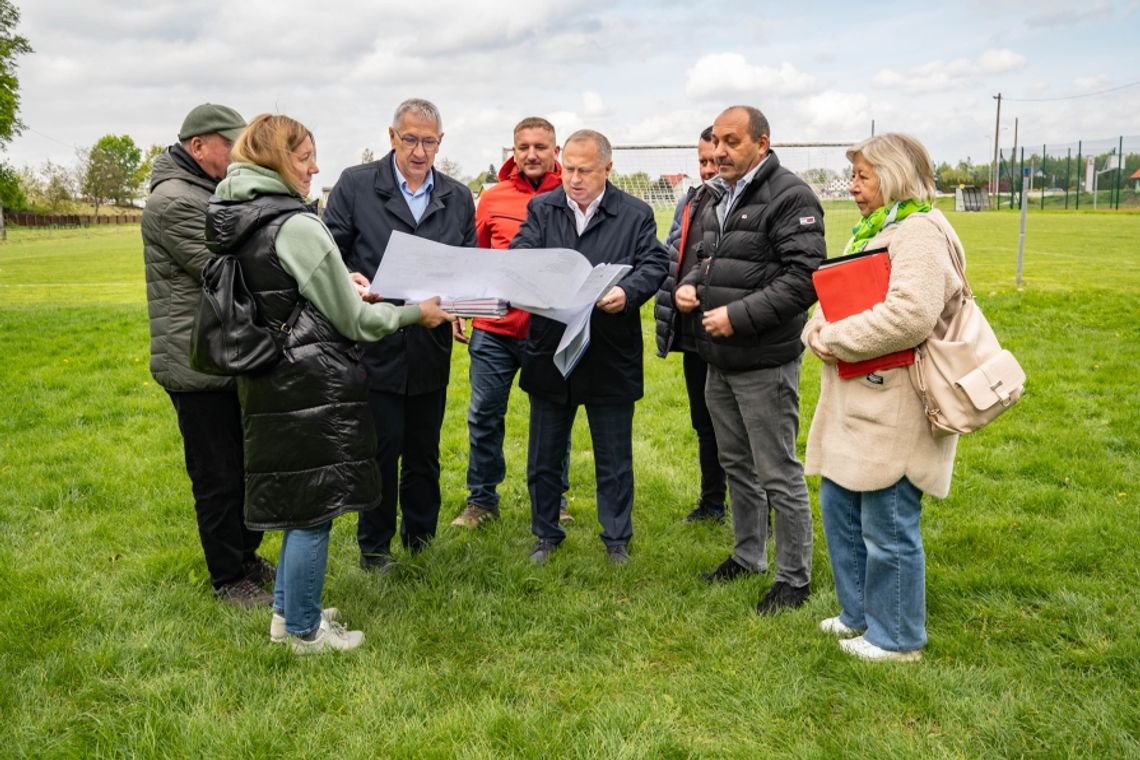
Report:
8,0,1140,190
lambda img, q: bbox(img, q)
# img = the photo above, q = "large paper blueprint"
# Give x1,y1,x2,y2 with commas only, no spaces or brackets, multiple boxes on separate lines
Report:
369,231,630,376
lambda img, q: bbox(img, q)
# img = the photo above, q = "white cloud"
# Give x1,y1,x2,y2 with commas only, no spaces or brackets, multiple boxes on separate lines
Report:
1073,74,1112,90
978,49,1029,73
873,48,1027,93
791,92,873,138
685,54,819,100
582,92,607,117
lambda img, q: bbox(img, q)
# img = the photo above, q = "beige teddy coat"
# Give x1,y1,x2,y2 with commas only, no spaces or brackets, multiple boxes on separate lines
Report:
802,209,965,498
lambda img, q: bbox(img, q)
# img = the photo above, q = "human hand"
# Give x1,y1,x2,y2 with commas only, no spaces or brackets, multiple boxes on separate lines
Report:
350,272,381,303
452,316,469,344
702,306,733,338
807,324,838,365
596,286,627,314
417,297,456,328
674,284,699,313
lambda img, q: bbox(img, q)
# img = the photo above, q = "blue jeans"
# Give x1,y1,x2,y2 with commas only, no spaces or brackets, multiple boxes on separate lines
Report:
273,521,331,637
467,329,569,511
527,395,634,548
820,476,926,652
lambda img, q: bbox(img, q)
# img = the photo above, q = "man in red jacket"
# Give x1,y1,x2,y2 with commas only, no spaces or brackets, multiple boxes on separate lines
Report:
451,117,572,529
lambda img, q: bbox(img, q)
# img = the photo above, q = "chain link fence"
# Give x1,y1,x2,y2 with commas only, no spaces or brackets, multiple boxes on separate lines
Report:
994,135,1138,211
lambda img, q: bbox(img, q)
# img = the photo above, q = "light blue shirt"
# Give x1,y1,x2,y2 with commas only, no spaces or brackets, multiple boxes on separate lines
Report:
392,156,434,223
715,154,769,229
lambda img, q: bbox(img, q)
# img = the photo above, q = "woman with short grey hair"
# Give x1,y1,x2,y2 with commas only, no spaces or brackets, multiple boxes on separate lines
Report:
802,132,965,662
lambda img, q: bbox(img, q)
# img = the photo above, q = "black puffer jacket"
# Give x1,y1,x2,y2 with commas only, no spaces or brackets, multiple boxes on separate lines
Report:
653,183,720,356
681,151,826,371
206,193,380,530
511,183,668,405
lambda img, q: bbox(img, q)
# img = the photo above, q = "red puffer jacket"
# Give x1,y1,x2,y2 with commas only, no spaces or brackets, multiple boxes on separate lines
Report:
472,157,562,337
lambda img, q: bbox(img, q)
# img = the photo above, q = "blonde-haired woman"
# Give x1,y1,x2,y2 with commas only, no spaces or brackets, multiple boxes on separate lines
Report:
207,114,453,653
803,132,965,662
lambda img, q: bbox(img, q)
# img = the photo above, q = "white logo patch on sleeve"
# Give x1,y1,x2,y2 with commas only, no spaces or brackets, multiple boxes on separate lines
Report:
799,216,816,226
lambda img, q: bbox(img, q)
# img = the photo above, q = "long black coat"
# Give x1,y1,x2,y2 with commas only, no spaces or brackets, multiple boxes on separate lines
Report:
207,193,380,530
323,152,476,394
511,183,668,405
681,151,826,371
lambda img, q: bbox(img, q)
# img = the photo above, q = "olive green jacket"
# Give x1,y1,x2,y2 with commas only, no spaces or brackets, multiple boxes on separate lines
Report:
141,149,233,392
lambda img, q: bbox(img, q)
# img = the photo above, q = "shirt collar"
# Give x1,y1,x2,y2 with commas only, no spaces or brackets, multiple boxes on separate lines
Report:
715,153,768,197
567,188,604,215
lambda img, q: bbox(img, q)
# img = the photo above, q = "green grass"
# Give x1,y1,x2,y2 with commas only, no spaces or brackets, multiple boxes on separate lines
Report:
1,213,1138,758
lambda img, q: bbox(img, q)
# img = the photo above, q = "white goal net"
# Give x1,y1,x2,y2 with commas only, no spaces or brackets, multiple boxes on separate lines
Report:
503,142,861,242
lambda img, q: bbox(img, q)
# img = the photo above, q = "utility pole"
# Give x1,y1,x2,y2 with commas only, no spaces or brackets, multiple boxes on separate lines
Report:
1011,117,1019,209
992,93,1002,210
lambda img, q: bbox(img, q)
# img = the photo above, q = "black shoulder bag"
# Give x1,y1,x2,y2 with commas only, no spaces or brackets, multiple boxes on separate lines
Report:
190,255,302,376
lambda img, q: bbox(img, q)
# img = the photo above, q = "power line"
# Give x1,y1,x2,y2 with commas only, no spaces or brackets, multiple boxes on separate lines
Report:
1004,80,1140,103
24,126,80,150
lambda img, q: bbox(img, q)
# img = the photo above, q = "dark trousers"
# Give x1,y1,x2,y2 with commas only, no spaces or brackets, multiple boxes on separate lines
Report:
167,389,262,590
682,350,727,509
357,387,447,556
527,395,634,548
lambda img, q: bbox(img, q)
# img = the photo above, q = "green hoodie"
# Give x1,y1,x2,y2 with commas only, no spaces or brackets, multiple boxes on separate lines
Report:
215,163,421,341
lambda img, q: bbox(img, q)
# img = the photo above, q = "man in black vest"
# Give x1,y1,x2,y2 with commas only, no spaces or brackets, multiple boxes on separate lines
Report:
324,98,476,572
675,105,825,614
652,126,728,523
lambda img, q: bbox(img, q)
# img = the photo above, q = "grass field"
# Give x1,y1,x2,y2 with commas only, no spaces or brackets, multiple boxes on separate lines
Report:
1,210,1138,758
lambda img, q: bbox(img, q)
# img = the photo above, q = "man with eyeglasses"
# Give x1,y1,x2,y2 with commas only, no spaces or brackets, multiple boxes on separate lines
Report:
324,98,476,573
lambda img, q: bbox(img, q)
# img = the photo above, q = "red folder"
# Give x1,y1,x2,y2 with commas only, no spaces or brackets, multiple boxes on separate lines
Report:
812,248,915,379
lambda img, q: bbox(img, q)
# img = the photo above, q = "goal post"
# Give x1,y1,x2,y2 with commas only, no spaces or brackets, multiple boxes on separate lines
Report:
500,141,861,241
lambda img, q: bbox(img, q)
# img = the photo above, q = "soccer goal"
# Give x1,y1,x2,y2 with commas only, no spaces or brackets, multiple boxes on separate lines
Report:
503,142,861,238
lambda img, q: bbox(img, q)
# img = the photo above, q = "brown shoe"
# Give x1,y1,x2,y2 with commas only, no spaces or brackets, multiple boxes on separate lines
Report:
243,555,276,587
559,508,574,523
215,578,272,609
450,504,500,529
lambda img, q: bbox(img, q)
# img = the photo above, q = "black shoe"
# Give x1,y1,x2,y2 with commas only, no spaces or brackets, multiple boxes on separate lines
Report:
702,556,754,583
756,581,811,615
529,540,559,565
243,556,276,587
606,544,629,566
360,553,395,575
685,502,726,522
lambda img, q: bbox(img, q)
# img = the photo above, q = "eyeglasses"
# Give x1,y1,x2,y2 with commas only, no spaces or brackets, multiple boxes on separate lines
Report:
393,129,441,152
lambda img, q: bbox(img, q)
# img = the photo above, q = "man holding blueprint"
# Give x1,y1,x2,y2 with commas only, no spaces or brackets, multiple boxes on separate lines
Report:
509,129,668,566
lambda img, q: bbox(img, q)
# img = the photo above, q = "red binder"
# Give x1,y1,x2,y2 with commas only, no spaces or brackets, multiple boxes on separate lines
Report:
812,248,915,379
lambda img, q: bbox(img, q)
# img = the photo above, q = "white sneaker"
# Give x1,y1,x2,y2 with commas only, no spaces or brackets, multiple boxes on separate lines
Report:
288,620,364,654
838,635,921,662
819,616,864,637
270,608,340,643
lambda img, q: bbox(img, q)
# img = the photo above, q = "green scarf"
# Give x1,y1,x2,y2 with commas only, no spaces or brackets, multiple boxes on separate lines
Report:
843,199,932,254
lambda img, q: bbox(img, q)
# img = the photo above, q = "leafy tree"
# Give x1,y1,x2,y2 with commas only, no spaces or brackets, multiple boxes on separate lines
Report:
436,156,462,179
0,0,31,151
81,134,143,214
609,171,650,196
0,160,23,208
134,143,164,193
0,1,31,236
